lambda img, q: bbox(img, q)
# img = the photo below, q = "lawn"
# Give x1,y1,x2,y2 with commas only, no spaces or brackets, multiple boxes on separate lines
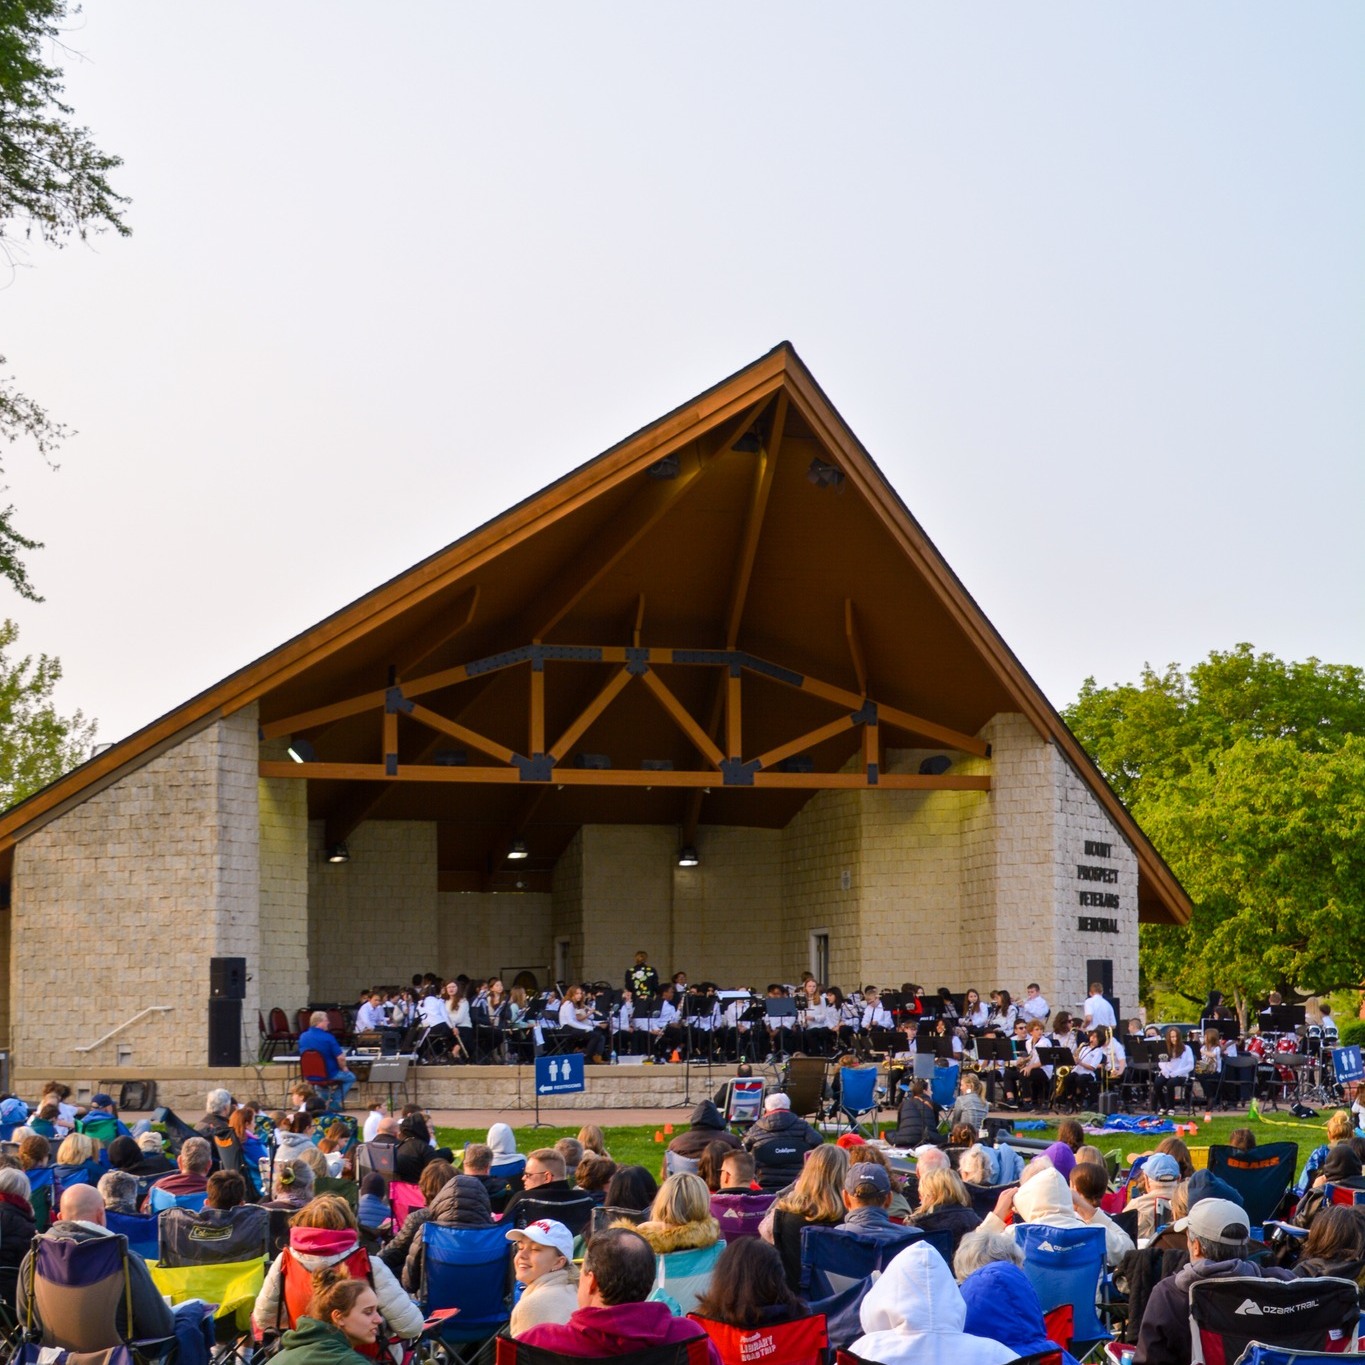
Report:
436,1106,1338,1182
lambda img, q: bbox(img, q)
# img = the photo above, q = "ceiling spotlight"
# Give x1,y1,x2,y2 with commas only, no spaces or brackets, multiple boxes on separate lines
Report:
326,842,350,864
807,458,845,490
286,737,317,764
646,454,680,480
507,839,529,861
677,845,700,868
732,429,762,453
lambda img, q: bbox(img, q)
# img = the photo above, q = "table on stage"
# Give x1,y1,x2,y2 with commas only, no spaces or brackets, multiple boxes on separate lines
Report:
270,1053,417,1108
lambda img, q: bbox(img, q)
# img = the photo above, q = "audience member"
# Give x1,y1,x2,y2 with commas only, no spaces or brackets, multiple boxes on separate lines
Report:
206,1170,247,1210
517,1226,721,1361
265,1160,316,1212
316,1122,352,1178
850,1241,1016,1365
1297,1110,1355,1195
742,1094,823,1192
1292,1204,1365,1282
393,1114,437,1183
986,1167,1132,1266
507,1219,579,1337
53,1133,104,1187
604,1165,659,1216
460,1142,509,1209
1154,1136,1195,1179
143,1136,212,1211
1124,1152,1182,1243
577,1125,611,1160
1134,1198,1292,1364
574,1154,616,1205
960,1261,1082,1365
633,1172,721,1258
270,1269,381,1365
402,1173,493,1290
253,1194,423,1340
0,1166,36,1306
891,1079,944,1149
357,1173,390,1233
836,1163,909,1245
765,1144,847,1292
947,1073,989,1135
692,1237,809,1329
97,1169,140,1214
296,1012,358,1106
952,1227,1023,1283
132,1131,175,1174
379,1159,456,1274
1294,1144,1365,1229
907,1168,982,1258
502,1149,594,1228
555,1137,584,1183
669,1102,742,1161
195,1089,234,1145
696,1140,734,1193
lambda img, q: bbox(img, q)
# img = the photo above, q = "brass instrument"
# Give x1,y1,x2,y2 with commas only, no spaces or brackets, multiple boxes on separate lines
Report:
1053,1065,1072,1100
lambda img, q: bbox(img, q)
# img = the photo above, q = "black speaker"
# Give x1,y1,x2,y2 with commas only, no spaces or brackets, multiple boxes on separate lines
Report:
208,998,242,1067
1085,958,1114,997
210,956,247,1000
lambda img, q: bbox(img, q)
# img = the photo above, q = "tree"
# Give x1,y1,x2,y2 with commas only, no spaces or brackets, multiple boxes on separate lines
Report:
1063,645,1365,1025
0,0,129,599
0,615,94,809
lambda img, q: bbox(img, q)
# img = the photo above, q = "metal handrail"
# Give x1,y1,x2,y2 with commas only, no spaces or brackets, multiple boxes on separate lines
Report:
73,1005,174,1053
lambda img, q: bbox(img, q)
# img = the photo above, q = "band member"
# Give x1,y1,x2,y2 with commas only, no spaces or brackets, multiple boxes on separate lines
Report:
801,982,837,1056
860,987,896,1053
648,982,685,1060
558,984,609,1062
1193,1025,1226,1106
1019,983,1050,1027
962,989,990,1033
1018,1020,1054,1109
1068,1026,1120,1107
625,951,660,1007
683,984,721,1060
988,989,1017,1034
1051,1012,1079,1056
1152,1025,1194,1114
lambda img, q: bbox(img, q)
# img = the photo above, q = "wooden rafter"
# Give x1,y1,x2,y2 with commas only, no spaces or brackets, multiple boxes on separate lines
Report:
263,760,991,792
752,714,859,773
393,585,480,679
640,670,724,769
845,598,868,696
548,667,632,762
406,702,518,766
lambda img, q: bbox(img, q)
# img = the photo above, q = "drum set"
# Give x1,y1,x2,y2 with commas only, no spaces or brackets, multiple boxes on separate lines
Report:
1245,1023,1344,1108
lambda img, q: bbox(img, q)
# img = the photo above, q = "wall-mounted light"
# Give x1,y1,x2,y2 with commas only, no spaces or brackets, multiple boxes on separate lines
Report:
807,458,845,490
287,737,317,764
677,845,700,868
919,755,953,776
326,842,350,864
507,839,529,861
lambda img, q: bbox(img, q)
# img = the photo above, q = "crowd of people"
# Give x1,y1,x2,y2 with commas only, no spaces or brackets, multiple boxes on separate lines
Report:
2,1069,1364,1364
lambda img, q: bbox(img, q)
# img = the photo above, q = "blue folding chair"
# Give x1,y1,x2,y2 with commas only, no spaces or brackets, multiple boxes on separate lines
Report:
105,1209,160,1261
837,1066,880,1137
146,1185,209,1215
799,1223,922,1298
420,1221,514,1361
1236,1347,1360,1364
1207,1142,1298,1232
930,1063,960,1111
1015,1222,1110,1347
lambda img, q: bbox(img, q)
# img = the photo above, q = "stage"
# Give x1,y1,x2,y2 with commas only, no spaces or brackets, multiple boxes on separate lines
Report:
14,1059,753,1116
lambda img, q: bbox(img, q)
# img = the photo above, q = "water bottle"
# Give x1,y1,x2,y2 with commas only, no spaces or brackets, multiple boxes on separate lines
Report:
610,1048,617,1064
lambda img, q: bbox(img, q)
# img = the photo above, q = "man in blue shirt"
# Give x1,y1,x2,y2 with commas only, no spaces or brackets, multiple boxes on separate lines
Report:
296,1011,357,1106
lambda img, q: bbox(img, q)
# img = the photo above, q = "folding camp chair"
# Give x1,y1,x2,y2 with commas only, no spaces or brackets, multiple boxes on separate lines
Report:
146,1185,208,1216
1015,1222,1110,1348
837,1066,880,1137
420,1223,514,1363
147,1256,266,1336
783,1056,830,1121
314,1177,359,1211
1188,1275,1359,1364
511,1194,595,1239
930,1062,960,1111
389,1179,425,1228
709,1191,773,1241
104,1211,160,1262
799,1224,922,1299
299,1049,346,1108
689,1312,828,1365
721,1077,766,1132
494,1335,712,1365
651,1242,725,1316
1206,1142,1299,1231
1233,1346,1361,1364
1323,1181,1365,1207
589,1204,648,1235
157,1206,270,1268
353,1141,397,1182
966,1181,1018,1218
19,1234,177,1365
663,1150,699,1177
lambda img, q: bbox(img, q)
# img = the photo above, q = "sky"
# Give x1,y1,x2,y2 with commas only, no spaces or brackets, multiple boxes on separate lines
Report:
3,3,1362,747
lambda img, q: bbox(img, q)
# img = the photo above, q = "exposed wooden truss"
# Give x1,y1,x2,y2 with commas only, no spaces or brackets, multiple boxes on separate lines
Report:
260,640,991,794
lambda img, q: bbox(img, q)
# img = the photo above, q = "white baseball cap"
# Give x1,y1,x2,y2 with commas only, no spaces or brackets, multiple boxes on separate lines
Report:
764,1093,791,1112
505,1218,574,1261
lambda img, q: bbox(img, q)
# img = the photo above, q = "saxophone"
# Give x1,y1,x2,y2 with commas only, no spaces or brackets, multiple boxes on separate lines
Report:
1053,1065,1072,1100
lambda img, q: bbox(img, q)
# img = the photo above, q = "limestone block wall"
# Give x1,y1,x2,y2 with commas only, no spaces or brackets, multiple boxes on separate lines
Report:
1052,752,1139,1018
670,827,782,986
258,741,309,1015
10,708,262,1072
550,831,584,984
436,891,553,985
780,788,863,987
308,820,438,999
580,825,673,982
0,911,10,1050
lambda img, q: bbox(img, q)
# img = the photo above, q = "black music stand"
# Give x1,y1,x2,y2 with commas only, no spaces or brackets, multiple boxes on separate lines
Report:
1038,1047,1075,1069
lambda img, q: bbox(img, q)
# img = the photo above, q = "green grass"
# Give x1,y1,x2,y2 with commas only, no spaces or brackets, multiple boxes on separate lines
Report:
437,1106,1341,1181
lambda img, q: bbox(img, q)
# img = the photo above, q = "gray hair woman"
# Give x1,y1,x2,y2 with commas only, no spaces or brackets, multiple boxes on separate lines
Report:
0,1165,36,1295
96,1169,139,1214
266,1158,315,1210
952,1226,1023,1282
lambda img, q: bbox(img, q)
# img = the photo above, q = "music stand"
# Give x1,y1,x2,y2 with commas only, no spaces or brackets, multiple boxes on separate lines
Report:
976,1037,1014,1064
1038,1047,1076,1069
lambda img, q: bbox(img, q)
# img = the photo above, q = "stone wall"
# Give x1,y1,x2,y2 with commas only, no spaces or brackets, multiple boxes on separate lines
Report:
258,741,309,1015
307,820,438,999
10,708,261,1072
780,789,863,986
436,891,553,986
550,830,584,985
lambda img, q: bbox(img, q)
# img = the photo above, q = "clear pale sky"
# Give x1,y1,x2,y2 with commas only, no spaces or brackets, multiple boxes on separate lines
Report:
4,3,1362,746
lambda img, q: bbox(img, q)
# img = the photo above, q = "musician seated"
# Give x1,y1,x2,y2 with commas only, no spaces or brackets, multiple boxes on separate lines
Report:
558,985,609,1063
860,987,896,1054
1017,1022,1054,1111
647,983,686,1060
1066,1026,1123,1108
1193,1026,1232,1103
762,985,798,1062
297,1011,358,1100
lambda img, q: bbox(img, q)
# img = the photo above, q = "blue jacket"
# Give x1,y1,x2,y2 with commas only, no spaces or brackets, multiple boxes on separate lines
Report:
297,1027,345,1078
961,1263,1082,1365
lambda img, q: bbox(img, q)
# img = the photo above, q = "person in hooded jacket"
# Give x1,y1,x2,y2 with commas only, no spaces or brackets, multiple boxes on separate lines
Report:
1134,1197,1293,1365
982,1165,1133,1267
890,1079,945,1150
392,1115,436,1184
269,1269,381,1365
849,1241,1017,1365
1294,1143,1365,1229
401,1173,493,1290
667,1101,742,1161
519,1226,721,1362
959,1261,1082,1365
252,1194,424,1341
741,1094,824,1192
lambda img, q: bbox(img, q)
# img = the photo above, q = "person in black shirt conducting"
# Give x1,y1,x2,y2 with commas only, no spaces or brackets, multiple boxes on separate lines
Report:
625,951,660,1006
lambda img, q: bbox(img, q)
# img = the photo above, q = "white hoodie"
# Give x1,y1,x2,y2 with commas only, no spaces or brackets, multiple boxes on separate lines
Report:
850,1242,1016,1365
984,1166,1133,1266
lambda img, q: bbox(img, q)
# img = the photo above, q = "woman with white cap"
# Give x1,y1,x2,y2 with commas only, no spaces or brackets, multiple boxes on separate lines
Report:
507,1219,579,1337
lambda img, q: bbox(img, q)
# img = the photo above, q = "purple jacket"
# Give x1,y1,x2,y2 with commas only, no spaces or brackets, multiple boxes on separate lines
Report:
520,1301,720,1362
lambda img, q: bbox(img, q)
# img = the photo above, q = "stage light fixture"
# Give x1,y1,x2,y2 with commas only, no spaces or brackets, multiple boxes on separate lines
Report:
326,842,350,864
807,458,845,490
677,845,700,868
507,839,529,860
919,755,953,776
286,737,317,764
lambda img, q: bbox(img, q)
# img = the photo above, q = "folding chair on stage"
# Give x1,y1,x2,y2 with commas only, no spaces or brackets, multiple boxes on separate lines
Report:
836,1065,880,1137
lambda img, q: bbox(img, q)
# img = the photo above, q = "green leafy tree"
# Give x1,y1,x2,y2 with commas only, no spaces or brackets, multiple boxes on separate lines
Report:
0,616,94,809
1063,645,1365,1027
0,0,129,599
